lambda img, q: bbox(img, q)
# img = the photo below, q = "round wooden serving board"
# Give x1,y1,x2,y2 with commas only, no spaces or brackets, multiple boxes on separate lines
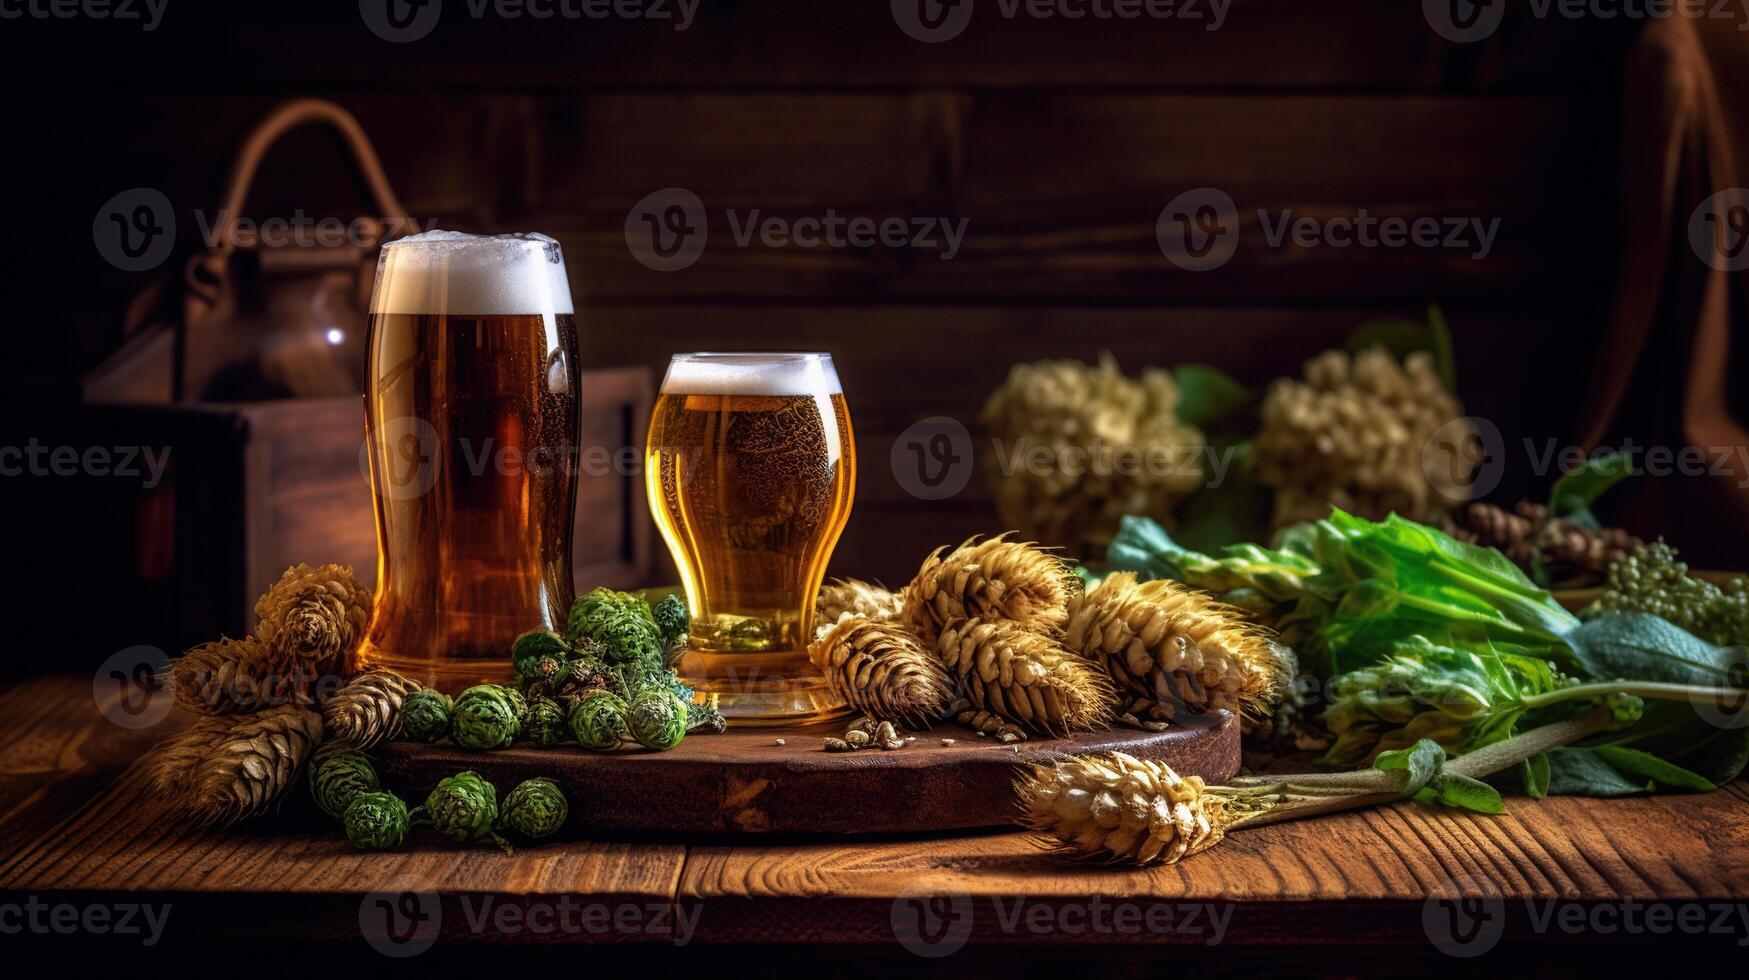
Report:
378,710,1240,836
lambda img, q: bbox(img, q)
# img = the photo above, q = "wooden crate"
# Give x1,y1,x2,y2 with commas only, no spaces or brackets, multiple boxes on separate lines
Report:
24,368,652,658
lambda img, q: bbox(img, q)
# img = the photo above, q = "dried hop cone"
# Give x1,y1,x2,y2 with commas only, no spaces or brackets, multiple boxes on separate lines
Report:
1067,572,1278,720
254,563,372,664
569,691,629,750
421,771,504,849
170,636,315,715
981,354,1206,554
902,535,1080,644
343,791,409,852
1254,346,1472,529
935,618,1115,736
501,777,568,840
399,689,453,743
323,669,422,750
1016,751,1234,865
815,578,905,633
627,688,688,751
309,745,379,819
452,687,521,751
807,617,955,727
148,704,324,828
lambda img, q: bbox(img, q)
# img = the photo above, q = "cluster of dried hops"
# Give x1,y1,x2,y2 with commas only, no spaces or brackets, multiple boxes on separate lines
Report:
149,563,373,828
1443,500,1643,587
810,536,1114,737
981,355,1205,555
1066,572,1277,721
1253,346,1473,529
818,534,1282,741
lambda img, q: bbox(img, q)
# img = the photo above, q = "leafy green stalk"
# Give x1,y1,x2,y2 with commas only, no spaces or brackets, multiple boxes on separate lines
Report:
1226,706,1621,827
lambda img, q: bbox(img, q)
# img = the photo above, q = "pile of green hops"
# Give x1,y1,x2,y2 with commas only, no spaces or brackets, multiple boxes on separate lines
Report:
1592,541,1749,647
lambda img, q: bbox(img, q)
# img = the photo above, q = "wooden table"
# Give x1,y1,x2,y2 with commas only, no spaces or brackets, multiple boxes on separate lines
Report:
3,675,1746,970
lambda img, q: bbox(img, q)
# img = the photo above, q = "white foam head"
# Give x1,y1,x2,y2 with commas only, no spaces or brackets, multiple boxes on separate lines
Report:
371,230,574,316
660,352,842,396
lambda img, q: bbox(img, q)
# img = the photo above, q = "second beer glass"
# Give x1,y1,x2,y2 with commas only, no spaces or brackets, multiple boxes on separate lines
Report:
646,352,856,723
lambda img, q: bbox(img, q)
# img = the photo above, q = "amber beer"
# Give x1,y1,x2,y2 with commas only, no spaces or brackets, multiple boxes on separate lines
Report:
353,231,580,691
647,353,856,723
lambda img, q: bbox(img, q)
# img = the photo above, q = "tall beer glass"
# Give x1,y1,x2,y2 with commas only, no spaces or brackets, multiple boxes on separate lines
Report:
647,352,855,723
353,231,580,691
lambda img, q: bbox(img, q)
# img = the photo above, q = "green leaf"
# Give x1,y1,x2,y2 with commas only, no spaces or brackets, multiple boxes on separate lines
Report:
1545,747,1656,796
1521,751,1551,798
1171,470,1274,554
1428,772,1506,814
1563,613,1740,687
1173,364,1255,431
1374,738,1447,796
1591,746,1717,792
1106,515,1186,581
1547,451,1636,527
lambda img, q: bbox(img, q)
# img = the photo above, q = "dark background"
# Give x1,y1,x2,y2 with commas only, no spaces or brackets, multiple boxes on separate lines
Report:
0,1,1650,666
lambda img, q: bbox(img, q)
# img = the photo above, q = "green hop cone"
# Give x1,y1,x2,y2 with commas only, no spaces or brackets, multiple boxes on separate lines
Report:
421,771,504,848
309,747,379,820
512,630,573,683
521,697,569,747
591,607,664,665
400,689,454,743
343,791,409,851
500,777,568,840
456,685,506,707
628,688,688,751
568,587,662,665
452,693,519,750
568,691,629,750
501,686,529,727
652,593,689,648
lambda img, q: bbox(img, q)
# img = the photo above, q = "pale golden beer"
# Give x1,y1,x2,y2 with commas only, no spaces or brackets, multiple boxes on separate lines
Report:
647,352,855,723
353,231,580,691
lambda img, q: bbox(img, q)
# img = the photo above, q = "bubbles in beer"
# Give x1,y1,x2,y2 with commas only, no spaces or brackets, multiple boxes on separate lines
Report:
647,353,856,720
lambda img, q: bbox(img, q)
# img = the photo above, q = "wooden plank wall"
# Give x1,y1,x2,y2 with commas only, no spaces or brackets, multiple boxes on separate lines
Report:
27,2,1638,586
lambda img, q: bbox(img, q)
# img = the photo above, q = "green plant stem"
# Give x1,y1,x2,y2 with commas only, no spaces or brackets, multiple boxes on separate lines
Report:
1521,681,1748,711
1221,707,1616,829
